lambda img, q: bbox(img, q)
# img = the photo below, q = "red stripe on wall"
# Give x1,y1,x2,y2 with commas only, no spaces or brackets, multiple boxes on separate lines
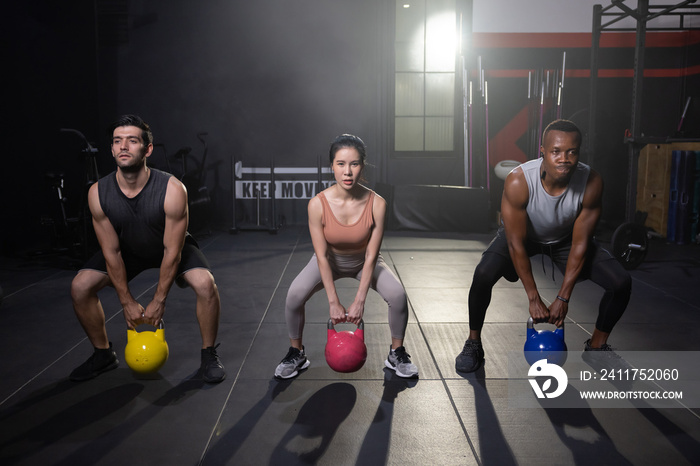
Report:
482,64,700,79
472,31,700,49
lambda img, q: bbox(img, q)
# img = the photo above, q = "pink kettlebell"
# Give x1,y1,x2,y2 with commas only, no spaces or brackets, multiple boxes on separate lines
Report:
325,318,367,373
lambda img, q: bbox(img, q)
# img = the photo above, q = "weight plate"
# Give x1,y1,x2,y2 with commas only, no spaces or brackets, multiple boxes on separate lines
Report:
611,222,648,270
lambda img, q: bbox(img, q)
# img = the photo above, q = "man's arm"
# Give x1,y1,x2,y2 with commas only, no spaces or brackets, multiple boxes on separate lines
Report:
143,176,189,325
547,170,603,327
88,182,145,328
501,168,550,323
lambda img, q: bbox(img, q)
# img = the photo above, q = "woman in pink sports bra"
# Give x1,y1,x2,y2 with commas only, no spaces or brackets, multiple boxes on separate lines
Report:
274,134,419,379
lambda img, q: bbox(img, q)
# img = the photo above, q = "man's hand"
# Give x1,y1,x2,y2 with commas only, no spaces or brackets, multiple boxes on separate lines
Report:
144,299,166,327
528,296,550,323
548,299,568,327
123,300,146,329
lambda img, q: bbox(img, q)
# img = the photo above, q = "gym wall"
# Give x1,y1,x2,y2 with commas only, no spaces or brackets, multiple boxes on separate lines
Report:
2,0,698,254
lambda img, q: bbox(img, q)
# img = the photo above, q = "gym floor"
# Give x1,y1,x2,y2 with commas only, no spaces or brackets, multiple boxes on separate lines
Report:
1,225,699,465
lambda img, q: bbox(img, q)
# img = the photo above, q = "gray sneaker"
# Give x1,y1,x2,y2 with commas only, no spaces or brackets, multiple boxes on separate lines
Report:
385,346,419,378
455,339,484,373
275,346,310,379
582,339,633,373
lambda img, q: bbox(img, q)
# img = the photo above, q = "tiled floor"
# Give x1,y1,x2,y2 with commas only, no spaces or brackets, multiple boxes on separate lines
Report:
1,226,699,465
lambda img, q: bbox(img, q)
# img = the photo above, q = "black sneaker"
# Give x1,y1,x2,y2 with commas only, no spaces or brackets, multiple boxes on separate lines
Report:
385,346,419,378
455,339,484,373
201,344,226,383
274,346,310,379
70,343,119,381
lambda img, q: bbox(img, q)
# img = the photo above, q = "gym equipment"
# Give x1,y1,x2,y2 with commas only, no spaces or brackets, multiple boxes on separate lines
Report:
391,185,490,233
677,97,692,135
494,160,520,181
468,80,473,187
537,80,546,156
173,133,212,234
484,80,490,191
461,56,470,188
152,143,174,173
668,150,696,244
38,129,100,262
325,319,367,373
460,56,486,188
59,128,99,187
230,155,279,234
525,56,567,160
611,221,649,270
125,321,169,374
524,317,567,366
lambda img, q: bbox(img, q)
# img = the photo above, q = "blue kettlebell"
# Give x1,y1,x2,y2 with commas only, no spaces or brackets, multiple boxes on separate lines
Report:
523,317,567,366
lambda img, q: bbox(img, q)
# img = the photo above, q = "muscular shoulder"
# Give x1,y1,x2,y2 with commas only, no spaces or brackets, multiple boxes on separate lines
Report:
165,176,186,198
503,167,529,208
164,176,187,217
586,168,602,188
88,180,100,198
582,168,603,207
87,181,104,215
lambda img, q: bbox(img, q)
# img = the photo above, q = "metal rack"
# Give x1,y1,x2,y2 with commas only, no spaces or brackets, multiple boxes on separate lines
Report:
229,157,279,234
588,0,700,222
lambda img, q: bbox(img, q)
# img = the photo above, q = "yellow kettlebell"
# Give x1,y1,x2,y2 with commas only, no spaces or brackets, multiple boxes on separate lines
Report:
125,321,169,374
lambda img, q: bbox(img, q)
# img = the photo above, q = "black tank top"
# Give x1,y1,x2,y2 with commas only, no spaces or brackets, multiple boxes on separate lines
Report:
98,168,170,259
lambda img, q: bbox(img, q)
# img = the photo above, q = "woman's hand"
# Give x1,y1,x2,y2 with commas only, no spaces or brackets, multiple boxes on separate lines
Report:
346,300,365,325
329,302,348,324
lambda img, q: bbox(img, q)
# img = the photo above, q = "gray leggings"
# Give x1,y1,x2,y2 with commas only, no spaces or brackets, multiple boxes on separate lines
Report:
285,252,408,340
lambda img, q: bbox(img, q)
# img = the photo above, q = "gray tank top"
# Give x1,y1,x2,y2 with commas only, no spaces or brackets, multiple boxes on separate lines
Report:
522,158,590,244
98,168,171,259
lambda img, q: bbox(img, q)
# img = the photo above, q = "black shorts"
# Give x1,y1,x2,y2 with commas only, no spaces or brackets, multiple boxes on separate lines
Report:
80,235,211,288
484,227,616,282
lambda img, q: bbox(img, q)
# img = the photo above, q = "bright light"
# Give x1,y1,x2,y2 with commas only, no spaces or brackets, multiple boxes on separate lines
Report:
425,11,456,71
403,4,410,8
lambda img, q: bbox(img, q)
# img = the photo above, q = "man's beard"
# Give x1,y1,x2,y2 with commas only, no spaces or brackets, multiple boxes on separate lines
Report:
116,154,146,173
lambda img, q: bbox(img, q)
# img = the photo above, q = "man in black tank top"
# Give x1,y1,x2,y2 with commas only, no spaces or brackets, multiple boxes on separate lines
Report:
69,115,226,383
456,120,632,373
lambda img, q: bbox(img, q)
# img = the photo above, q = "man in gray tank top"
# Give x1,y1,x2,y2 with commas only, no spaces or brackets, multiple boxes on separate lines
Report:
456,120,632,373
69,115,226,383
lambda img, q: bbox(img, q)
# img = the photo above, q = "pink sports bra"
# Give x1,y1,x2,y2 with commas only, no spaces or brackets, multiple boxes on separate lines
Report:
318,191,375,251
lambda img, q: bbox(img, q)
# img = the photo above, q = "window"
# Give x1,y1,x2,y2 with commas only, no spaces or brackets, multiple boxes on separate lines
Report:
395,0,456,152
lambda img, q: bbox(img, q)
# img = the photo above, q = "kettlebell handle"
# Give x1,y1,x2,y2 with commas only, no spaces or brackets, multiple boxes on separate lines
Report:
131,319,165,331
327,318,364,331
527,316,564,331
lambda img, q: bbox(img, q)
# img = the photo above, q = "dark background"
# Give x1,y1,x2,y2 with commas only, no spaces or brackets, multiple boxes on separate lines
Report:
2,0,699,258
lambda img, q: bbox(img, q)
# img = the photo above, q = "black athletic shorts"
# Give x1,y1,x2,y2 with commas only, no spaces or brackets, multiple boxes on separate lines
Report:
80,235,211,288
483,226,616,282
